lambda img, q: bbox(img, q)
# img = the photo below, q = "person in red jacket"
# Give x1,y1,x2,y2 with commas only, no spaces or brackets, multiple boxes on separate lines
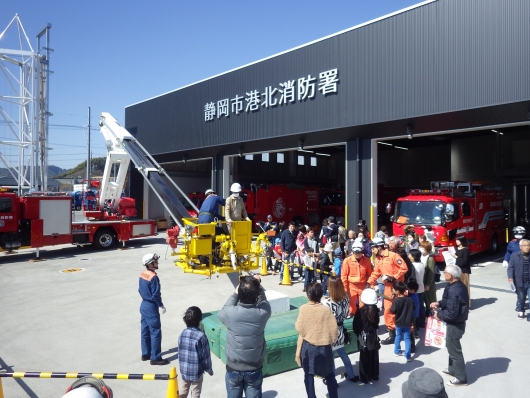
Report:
341,242,372,317
367,238,408,345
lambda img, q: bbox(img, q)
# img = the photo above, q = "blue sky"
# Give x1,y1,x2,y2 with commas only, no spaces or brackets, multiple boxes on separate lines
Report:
1,0,422,169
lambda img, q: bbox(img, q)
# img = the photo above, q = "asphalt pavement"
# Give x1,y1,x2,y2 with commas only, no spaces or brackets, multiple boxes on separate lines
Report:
0,237,528,397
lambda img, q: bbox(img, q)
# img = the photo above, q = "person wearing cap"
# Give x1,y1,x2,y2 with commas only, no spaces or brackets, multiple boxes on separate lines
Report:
402,368,448,398
368,237,408,345
197,189,226,224
139,253,168,365
324,216,339,250
225,182,250,233
341,242,372,317
263,215,279,245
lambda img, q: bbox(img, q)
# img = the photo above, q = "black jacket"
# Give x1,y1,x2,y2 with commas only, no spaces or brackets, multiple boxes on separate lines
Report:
318,251,333,273
437,280,469,324
455,247,471,274
281,229,297,253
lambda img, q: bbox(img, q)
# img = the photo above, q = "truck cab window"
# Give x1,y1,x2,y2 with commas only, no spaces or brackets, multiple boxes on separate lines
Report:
462,202,471,216
0,198,12,213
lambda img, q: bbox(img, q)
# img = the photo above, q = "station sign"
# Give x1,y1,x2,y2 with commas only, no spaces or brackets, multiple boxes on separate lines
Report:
204,68,339,122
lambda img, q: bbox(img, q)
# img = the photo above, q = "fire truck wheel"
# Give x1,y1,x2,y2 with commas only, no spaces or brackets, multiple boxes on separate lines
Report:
490,234,498,254
93,229,116,250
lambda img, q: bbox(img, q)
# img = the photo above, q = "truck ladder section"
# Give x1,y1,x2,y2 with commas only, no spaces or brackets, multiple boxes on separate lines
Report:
99,113,198,227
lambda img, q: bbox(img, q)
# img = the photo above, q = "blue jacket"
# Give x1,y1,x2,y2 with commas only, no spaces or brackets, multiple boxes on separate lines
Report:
504,239,521,262
139,270,164,316
198,195,226,224
410,293,420,318
333,257,342,276
281,229,297,253
507,251,530,288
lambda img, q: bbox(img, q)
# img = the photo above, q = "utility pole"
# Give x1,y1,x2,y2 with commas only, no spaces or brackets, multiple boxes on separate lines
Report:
86,107,91,184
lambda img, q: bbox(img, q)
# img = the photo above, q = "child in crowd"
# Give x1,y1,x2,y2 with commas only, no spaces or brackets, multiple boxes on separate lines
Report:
390,281,414,362
178,306,213,398
318,243,334,296
302,247,316,293
273,238,283,278
407,280,420,353
353,289,380,385
333,247,343,277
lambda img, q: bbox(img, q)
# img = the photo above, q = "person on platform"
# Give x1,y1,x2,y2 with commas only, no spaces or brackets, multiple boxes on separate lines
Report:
295,282,339,398
368,237,408,345
218,275,271,398
197,189,225,224
430,265,469,387
138,253,169,365
225,183,250,233
353,289,380,385
341,242,372,318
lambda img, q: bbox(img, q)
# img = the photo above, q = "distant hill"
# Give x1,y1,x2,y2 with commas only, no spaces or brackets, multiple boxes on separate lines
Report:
0,165,67,178
55,157,106,179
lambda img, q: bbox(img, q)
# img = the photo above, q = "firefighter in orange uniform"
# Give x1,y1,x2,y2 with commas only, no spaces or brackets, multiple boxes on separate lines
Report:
341,241,372,317
367,237,408,345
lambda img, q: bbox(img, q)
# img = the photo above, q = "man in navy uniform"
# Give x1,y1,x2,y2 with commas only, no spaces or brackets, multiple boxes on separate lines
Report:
198,189,226,224
139,253,169,365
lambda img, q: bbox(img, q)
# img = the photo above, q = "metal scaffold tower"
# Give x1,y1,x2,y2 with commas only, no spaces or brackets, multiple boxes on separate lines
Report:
0,14,52,194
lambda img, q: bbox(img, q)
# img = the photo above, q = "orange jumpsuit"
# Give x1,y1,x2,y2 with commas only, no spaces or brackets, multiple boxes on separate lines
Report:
341,254,372,315
367,249,408,331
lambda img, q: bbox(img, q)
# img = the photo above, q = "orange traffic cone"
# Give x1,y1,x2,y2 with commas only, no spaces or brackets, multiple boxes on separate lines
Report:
279,263,293,286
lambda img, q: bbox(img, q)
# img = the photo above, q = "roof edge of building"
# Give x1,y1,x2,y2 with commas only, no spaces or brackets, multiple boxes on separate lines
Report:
125,0,437,109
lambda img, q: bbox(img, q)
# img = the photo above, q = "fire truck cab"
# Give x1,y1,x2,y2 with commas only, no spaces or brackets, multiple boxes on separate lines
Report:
390,181,506,263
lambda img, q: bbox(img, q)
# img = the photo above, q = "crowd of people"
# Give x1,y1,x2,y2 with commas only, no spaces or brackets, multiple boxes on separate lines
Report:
134,213,529,398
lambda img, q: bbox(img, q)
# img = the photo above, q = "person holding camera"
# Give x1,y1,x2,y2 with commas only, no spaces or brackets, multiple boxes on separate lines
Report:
218,274,272,398
430,264,469,387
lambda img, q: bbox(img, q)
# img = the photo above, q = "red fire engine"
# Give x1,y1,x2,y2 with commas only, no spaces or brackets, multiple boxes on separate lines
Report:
389,181,506,263
242,184,320,226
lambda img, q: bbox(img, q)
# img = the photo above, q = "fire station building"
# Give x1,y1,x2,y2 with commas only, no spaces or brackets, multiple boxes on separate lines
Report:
125,0,530,230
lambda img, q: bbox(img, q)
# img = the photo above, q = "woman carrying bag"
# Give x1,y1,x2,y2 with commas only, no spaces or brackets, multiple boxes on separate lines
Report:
324,276,358,383
295,283,338,398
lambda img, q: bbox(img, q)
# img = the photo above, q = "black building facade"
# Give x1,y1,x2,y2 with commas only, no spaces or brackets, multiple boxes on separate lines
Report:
126,0,530,228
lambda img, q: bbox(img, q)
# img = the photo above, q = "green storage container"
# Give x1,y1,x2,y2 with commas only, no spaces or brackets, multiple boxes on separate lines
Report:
208,297,358,376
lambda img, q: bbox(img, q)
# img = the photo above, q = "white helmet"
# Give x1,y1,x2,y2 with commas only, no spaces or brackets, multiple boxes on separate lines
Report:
230,183,242,192
142,253,160,266
370,237,385,247
361,288,378,305
513,226,526,235
324,243,334,252
351,242,364,253
205,188,214,195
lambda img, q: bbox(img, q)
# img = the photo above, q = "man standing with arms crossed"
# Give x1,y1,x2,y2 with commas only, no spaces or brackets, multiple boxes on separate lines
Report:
368,238,408,345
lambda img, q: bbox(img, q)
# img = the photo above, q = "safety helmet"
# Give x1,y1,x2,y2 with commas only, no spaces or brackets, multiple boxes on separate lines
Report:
62,377,113,398
205,189,214,195
513,226,526,235
230,183,242,192
360,289,378,305
352,242,364,253
370,237,385,247
324,243,334,252
142,253,160,266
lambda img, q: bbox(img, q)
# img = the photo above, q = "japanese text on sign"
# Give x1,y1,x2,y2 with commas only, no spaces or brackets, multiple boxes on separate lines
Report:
204,68,339,122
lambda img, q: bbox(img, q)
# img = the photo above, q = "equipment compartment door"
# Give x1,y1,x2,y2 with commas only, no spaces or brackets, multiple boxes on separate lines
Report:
40,199,72,236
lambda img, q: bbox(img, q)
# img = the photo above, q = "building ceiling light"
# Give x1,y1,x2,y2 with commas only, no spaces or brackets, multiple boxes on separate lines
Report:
491,129,503,135
298,149,314,153
394,146,408,150
378,141,393,146
315,152,331,156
